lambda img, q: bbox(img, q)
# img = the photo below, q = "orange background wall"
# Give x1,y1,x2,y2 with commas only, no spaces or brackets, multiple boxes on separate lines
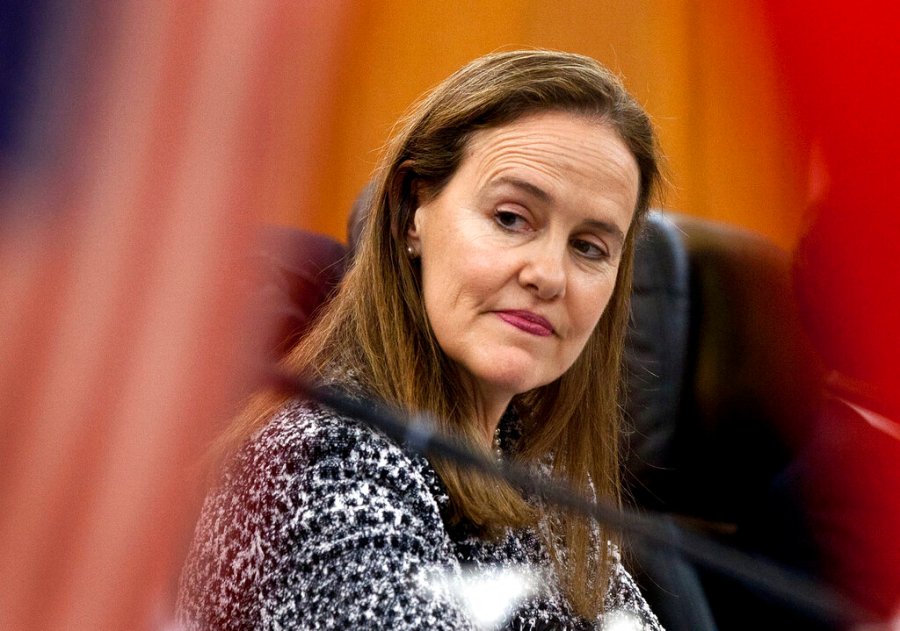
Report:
274,1,808,251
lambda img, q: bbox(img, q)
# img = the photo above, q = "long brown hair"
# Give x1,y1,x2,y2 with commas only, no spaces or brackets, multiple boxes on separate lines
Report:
218,49,661,619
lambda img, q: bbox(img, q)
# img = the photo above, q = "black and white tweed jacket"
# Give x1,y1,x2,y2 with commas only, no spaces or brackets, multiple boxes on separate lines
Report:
177,399,663,630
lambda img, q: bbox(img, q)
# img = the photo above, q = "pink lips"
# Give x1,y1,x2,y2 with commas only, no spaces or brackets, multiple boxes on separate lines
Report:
496,310,554,337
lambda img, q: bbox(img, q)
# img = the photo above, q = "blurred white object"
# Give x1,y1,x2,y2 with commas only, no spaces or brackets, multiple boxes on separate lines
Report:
428,564,653,630
429,565,543,630
601,608,644,631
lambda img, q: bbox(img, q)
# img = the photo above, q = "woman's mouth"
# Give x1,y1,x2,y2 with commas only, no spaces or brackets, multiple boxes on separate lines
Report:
496,310,554,337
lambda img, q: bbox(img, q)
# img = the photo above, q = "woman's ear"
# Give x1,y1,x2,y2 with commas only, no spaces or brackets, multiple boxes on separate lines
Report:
389,161,431,257
388,161,417,243
406,180,424,249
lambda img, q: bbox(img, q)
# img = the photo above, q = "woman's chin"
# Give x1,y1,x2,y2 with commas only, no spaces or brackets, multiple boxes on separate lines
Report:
470,364,557,401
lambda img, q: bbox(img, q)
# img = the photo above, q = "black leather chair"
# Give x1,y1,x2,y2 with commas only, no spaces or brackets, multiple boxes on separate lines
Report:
623,212,826,630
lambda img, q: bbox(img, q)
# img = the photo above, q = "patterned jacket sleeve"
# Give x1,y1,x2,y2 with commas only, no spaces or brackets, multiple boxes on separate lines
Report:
177,403,475,630
604,548,665,630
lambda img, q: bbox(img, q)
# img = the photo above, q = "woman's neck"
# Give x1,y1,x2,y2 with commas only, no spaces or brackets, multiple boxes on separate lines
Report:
471,390,513,447
454,369,514,447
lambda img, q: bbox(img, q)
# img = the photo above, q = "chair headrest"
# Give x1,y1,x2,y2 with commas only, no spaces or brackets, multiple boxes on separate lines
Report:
623,211,691,509
251,225,347,356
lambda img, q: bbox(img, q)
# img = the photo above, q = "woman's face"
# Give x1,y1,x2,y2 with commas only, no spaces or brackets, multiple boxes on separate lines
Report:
408,110,639,416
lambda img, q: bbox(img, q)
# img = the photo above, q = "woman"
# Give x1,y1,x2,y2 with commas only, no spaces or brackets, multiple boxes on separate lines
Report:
179,50,663,630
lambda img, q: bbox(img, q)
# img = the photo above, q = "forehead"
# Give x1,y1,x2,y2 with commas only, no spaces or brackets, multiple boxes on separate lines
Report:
455,110,640,217
465,110,628,163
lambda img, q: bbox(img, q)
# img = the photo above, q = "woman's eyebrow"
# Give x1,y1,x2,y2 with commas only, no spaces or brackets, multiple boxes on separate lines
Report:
485,175,553,204
583,219,625,247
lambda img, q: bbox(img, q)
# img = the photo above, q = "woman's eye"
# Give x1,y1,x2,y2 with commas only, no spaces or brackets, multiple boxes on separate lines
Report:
571,238,607,260
495,210,527,231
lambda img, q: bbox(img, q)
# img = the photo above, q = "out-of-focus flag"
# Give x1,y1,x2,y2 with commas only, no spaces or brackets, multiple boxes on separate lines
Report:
0,1,351,629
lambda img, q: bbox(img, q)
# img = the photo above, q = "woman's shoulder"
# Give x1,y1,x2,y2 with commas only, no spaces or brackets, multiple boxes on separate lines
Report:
251,397,386,454
178,398,456,629
235,397,413,475
221,398,449,514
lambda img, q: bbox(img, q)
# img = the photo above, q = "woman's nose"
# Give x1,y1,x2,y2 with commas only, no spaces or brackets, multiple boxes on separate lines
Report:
518,244,567,300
